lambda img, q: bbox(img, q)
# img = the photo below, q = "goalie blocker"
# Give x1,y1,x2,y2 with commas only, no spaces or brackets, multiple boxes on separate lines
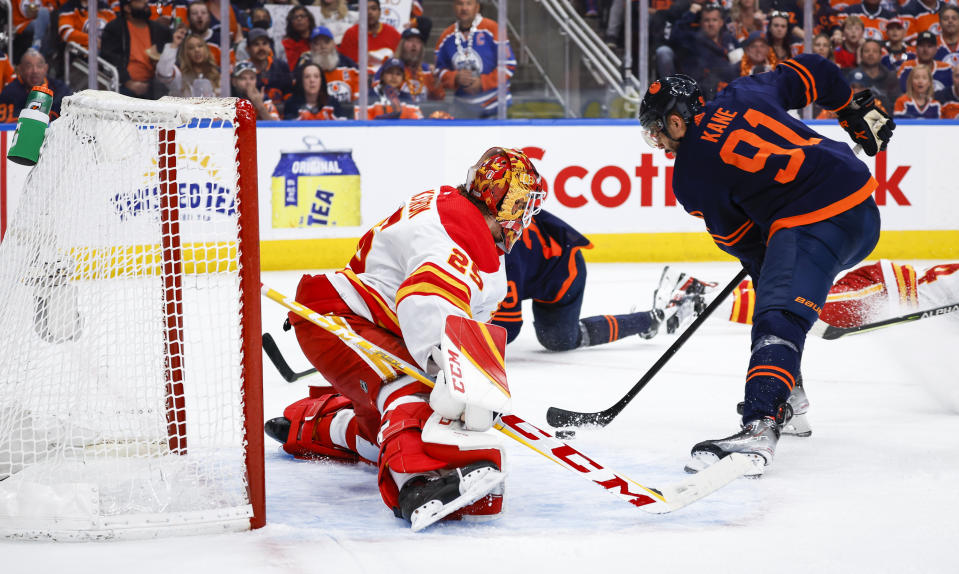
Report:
266,313,513,531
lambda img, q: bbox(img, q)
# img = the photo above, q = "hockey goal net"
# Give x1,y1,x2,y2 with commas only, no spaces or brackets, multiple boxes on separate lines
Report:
0,92,264,540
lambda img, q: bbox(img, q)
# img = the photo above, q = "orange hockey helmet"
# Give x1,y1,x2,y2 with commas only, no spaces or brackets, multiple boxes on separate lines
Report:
466,147,546,253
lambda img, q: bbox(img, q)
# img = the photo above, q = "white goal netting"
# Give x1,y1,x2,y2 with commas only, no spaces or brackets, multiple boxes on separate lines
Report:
0,92,263,540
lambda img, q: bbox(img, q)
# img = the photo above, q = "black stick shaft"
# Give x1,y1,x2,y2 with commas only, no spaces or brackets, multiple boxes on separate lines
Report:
546,268,749,428
819,301,959,340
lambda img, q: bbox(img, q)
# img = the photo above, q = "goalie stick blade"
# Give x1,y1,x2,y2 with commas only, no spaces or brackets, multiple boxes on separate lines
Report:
545,406,615,429
496,415,747,514
651,453,756,513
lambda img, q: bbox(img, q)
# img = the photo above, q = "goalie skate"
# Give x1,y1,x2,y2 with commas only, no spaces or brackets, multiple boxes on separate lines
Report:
397,461,505,532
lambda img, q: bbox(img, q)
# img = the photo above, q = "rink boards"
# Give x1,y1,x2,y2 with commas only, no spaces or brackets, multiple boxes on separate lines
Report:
1,120,956,269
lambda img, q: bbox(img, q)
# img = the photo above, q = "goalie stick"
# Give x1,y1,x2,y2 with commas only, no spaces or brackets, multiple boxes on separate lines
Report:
262,332,317,382
261,283,754,515
809,301,959,340
546,268,749,429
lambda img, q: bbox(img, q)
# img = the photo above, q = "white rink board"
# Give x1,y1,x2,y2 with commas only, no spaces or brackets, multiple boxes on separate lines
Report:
2,122,957,243
248,121,958,240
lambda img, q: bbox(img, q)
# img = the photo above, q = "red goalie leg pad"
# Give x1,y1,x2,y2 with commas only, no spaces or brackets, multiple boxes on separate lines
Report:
377,401,448,510
281,388,365,463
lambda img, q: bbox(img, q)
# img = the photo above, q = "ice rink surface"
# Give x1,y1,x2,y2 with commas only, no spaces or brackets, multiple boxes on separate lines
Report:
5,262,958,573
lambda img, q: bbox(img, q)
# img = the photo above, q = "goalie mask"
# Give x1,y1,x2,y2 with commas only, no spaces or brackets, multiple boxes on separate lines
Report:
466,147,546,253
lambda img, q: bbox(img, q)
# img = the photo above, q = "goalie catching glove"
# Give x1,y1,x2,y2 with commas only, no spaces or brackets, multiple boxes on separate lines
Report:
428,316,512,432
837,89,895,156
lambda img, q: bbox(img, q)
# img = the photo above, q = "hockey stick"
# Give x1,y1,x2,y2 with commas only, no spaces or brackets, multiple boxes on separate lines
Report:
261,283,754,514
262,332,318,382
546,268,749,429
809,301,959,340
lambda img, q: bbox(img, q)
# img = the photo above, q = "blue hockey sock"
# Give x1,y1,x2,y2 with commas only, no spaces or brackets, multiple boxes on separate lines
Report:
742,335,801,423
579,312,657,347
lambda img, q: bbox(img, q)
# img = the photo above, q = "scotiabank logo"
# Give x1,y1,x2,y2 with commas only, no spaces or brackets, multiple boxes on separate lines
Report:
521,146,912,208
522,146,675,209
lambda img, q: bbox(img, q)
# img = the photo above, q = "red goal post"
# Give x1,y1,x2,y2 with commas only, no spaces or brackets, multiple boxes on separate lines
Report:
0,92,264,540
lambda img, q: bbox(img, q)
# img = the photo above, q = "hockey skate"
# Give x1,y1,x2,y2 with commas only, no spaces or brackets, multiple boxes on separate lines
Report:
397,461,505,532
685,416,780,477
737,382,812,437
647,266,713,335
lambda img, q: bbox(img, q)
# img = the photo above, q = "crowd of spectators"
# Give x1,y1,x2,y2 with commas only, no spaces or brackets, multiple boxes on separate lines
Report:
0,0,957,120
0,0,515,120
598,0,959,119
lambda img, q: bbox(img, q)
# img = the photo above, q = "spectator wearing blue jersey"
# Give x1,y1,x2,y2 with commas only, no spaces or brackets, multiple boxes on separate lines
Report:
894,63,943,118
881,19,913,72
639,54,893,476
435,0,517,118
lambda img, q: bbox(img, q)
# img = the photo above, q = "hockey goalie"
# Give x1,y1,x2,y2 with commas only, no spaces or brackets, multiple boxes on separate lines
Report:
263,147,546,531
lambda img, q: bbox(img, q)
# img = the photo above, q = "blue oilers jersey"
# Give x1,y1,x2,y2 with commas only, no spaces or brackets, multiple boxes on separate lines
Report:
491,211,592,342
670,54,878,278
435,16,516,113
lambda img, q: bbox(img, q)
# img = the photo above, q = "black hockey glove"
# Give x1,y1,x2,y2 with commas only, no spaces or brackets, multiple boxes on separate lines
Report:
836,90,895,157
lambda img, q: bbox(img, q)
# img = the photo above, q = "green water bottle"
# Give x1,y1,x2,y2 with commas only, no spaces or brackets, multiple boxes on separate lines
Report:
9,85,54,166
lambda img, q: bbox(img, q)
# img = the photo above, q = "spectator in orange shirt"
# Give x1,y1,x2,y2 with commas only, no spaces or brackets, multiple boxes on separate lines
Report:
231,60,281,120
283,6,317,72
395,19,445,103
0,52,14,91
339,0,402,73
296,26,360,107
58,1,117,50
12,0,55,56
101,0,172,99
284,61,339,120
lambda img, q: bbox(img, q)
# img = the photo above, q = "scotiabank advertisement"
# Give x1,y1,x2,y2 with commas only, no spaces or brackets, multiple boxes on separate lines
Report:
251,122,954,238
1,122,956,264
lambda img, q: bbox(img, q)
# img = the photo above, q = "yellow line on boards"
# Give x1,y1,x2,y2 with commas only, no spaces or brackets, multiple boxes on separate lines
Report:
257,230,959,271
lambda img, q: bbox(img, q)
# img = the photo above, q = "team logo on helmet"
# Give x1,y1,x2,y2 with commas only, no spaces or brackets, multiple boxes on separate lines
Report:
649,81,661,95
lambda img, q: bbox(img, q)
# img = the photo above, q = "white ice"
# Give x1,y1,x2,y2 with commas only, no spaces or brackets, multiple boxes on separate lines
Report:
5,262,958,573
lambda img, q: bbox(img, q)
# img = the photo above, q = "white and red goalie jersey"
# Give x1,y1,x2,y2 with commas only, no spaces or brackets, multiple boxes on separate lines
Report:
325,186,507,370
728,260,959,328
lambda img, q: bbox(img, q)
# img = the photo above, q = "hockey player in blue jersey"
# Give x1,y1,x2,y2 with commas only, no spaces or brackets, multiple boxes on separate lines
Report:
491,210,711,350
639,54,894,476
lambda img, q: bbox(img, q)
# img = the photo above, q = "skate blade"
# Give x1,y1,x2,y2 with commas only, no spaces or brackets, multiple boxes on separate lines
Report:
685,452,766,477
781,414,812,437
409,469,505,532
